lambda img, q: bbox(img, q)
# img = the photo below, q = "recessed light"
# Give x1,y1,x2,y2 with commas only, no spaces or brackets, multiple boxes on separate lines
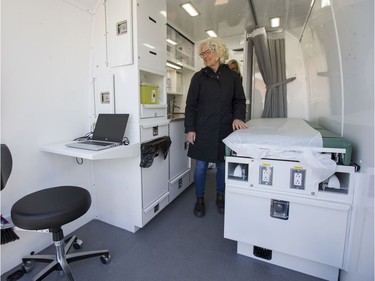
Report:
181,2,200,17
321,0,331,8
206,30,218,37
215,0,228,5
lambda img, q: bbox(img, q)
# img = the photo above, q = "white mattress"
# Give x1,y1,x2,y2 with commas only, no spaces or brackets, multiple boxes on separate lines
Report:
223,118,336,185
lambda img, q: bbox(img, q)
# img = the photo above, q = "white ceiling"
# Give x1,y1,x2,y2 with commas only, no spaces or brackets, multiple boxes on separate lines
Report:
67,0,312,52
167,0,313,50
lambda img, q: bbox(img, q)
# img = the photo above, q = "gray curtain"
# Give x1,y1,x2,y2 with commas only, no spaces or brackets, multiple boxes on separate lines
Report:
251,27,295,118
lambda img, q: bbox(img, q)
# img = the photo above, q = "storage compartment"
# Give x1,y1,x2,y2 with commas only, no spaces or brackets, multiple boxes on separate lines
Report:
141,146,169,208
318,165,355,202
169,169,190,202
143,192,169,226
224,187,350,268
169,120,190,180
140,122,169,141
137,0,166,74
106,0,133,67
140,104,167,118
139,70,166,119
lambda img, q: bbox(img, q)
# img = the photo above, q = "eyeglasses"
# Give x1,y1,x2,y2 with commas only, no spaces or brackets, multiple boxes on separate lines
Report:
199,49,212,58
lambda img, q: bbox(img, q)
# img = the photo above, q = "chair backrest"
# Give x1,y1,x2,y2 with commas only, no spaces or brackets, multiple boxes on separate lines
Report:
1,144,13,190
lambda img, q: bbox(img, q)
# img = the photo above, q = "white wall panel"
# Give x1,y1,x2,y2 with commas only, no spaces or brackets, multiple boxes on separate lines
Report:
285,32,309,119
301,2,343,124
1,0,94,273
332,0,374,280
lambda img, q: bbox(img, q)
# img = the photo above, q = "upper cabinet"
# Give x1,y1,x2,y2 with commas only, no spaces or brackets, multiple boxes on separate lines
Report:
167,25,195,69
137,0,167,75
106,0,133,67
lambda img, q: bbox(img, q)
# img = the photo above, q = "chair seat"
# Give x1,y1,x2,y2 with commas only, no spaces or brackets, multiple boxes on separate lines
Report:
11,186,91,230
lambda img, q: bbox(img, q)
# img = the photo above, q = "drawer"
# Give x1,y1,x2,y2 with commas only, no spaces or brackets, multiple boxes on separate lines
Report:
143,192,169,226
140,121,169,142
169,169,190,203
224,186,350,268
140,104,167,119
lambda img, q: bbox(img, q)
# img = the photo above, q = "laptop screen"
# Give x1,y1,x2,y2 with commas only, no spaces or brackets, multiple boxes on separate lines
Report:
92,114,129,142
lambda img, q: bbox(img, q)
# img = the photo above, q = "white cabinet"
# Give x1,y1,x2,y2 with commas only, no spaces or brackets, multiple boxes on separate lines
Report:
89,0,170,233
224,156,357,281
169,120,189,179
137,0,167,74
168,119,191,202
106,0,133,67
167,25,195,68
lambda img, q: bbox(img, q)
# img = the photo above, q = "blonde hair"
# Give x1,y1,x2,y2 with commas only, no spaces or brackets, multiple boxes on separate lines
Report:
227,59,241,74
199,37,229,64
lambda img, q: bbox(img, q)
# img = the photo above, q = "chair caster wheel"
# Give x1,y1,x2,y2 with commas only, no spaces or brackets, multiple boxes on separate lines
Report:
100,254,111,264
22,261,33,273
73,238,83,249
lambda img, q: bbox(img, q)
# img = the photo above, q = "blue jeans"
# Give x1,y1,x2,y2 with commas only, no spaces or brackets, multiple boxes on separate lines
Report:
194,160,225,197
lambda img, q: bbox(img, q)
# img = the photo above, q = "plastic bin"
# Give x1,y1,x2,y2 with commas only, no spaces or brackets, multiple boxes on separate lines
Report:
140,84,159,104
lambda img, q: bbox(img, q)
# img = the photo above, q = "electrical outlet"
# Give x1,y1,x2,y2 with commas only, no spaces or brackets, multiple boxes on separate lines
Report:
290,168,306,189
259,166,273,185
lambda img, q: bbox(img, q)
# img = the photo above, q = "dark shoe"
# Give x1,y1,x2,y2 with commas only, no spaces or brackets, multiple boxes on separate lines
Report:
194,196,205,218
216,193,225,214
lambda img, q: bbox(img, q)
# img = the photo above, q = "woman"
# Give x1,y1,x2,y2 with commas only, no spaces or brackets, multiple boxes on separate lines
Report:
227,59,243,81
184,37,247,218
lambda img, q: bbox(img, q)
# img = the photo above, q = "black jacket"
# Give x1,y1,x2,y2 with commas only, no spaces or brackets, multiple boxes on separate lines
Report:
184,64,246,163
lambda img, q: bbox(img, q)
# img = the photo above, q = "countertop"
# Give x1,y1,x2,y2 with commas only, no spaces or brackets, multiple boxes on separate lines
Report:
168,112,185,121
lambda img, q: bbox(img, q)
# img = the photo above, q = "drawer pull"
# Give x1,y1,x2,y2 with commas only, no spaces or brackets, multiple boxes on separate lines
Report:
149,51,157,56
148,16,156,23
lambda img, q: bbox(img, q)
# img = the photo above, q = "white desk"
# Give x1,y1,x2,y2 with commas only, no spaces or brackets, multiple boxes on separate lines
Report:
40,141,140,160
41,141,143,232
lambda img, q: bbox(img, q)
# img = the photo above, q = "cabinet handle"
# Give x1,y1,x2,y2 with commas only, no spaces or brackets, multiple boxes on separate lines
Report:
148,16,156,23
149,51,157,56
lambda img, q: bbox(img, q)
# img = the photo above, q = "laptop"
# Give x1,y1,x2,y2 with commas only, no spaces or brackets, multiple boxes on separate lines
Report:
66,114,129,151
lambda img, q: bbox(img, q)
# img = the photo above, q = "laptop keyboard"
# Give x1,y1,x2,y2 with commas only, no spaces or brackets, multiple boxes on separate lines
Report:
80,140,112,146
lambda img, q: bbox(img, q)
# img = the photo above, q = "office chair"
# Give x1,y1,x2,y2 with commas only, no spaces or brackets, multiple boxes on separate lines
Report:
1,144,111,281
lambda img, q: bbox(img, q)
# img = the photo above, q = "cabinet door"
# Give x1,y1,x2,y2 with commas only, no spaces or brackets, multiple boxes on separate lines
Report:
106,0,133,67
137,0,166,74
224,187,350,268
169,120,190,180
141,152,169,209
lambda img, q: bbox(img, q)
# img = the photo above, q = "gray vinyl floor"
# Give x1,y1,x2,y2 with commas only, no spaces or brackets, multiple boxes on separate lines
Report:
2,169,324,281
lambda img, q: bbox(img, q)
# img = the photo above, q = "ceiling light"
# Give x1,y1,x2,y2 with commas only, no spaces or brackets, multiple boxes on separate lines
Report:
206,30,218,37
167,62,182,70
321,0,330,8
181,2,200,17
215,0,228,5
270,17,280,28
166,39,178,45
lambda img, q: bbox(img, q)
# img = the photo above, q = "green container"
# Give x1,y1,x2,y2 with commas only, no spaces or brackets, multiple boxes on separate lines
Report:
140,84,159,104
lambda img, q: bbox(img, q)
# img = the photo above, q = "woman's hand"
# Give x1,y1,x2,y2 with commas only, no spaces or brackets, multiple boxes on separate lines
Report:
232,119,247,130
187,131,196,145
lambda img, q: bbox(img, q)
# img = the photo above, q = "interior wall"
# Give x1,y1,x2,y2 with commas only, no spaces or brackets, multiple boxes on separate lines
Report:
331,0,374,280
302,0,343,126
302,0,374,280
1,0,95,273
